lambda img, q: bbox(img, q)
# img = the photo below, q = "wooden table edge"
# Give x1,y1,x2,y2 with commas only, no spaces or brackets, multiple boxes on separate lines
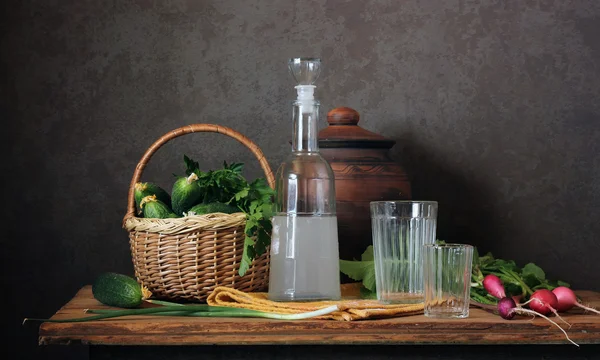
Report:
36,286,600,347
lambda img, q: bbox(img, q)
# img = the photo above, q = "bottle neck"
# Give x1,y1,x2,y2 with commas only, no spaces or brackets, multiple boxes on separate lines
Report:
292,100,320,153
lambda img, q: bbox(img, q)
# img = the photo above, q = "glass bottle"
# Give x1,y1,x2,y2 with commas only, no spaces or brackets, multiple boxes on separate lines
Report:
268,58,341,301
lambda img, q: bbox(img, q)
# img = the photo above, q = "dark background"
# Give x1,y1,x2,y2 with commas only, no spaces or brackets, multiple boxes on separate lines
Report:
3,1,599,359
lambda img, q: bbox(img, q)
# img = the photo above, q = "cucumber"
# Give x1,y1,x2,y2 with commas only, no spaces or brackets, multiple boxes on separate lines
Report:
188,202,240,216
140,195,178,219
171,173,203,216
134,182,171,212
92,272,151,308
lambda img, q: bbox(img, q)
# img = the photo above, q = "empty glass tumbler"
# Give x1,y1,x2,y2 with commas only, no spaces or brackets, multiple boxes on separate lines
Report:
370,200,438,304
423,243,474,318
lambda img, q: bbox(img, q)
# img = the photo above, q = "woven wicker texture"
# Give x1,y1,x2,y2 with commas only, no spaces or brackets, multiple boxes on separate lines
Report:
123,124,275,302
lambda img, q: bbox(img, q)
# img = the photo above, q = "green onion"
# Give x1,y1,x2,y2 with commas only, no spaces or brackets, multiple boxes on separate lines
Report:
87,305,254,314
23,304,339,323
145,299,186,306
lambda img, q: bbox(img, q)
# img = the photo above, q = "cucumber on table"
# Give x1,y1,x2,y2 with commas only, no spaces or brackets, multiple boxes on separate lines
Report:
92,272,151,308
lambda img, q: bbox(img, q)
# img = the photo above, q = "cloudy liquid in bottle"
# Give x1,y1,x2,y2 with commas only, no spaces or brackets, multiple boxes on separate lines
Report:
268,215,341,301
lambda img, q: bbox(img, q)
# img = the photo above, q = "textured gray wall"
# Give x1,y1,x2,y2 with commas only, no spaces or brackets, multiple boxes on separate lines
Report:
3,1,600,359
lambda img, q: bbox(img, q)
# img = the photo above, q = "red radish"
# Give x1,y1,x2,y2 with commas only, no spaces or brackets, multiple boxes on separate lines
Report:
483,274,506,299
496,296,579,347
553,286,600,315
497,297,517,320
512,294,523,304
527,289,559,316
525,289,571,328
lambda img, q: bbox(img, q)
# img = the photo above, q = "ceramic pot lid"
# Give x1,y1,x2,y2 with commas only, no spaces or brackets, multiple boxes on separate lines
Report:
318,107,396,149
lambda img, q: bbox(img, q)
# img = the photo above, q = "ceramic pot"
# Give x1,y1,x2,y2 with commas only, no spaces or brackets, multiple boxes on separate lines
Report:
318,107,412,266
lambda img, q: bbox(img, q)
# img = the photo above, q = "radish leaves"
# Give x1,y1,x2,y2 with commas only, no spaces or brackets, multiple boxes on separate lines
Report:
341,243,571,304
339,246,376,292
471,248,570,305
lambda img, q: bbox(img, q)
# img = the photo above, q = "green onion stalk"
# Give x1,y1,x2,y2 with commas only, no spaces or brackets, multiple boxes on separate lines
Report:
24,304,340,324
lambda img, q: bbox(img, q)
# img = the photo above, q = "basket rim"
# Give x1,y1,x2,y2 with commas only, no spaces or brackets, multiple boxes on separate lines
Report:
124,212,247,235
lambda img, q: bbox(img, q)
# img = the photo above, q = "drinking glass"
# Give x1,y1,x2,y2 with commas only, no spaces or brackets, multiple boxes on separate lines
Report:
370,200,438,304
423,243,474,318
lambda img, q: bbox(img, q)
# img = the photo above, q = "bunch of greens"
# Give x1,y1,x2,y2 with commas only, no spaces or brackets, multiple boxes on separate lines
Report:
339,242,570,304
470,249,570,305
182,155,275,277
339,246,377,299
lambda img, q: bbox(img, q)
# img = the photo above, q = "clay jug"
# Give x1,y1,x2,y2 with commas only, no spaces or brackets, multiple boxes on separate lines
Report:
318,107,412,266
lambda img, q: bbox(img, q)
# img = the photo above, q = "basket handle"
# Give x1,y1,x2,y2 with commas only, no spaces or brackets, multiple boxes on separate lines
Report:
123,124,275,223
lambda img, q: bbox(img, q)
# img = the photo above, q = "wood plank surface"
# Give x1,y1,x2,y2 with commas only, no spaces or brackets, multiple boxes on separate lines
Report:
38,286,600,346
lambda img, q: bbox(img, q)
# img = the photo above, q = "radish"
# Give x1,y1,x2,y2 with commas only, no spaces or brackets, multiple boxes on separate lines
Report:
511,294,523,304
497,297,517,320
553,286,600,314
483,276,573,343
527,289,559,316
496,296,579,347
483,274,506,299
523,289,571,328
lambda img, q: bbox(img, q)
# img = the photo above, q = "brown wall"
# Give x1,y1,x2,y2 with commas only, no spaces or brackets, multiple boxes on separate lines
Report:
3,1,600,359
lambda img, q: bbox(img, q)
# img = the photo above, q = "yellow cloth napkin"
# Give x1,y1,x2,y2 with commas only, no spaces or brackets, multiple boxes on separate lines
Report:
207,283,424,321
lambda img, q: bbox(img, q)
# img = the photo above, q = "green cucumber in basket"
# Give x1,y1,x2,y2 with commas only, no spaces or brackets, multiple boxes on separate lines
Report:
134,182,171,212
140,195,178,219
187,201,240,216
92,272,152,308
171,173,203,216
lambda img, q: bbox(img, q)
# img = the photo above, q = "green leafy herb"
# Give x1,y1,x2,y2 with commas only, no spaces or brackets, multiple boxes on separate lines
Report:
184,155,200,176
339,246,376,292
181,155,274,277
223,161,244,174
232,178,274,276
340,242,571,303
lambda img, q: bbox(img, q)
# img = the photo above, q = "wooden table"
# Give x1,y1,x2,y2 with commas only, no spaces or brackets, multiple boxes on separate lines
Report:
37,286,600,359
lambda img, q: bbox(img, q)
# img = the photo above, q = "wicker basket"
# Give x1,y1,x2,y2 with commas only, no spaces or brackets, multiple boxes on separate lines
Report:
122,124,274,302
